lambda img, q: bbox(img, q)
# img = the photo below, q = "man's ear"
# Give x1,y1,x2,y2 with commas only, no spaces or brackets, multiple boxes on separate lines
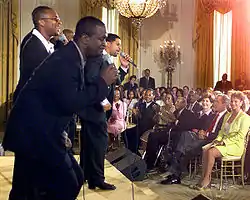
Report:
80,34,90,45
106,41,111,48
38,19,45,27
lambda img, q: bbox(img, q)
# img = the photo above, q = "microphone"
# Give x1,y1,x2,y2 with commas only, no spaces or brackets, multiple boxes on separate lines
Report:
58,33,68,44
120,52,137,68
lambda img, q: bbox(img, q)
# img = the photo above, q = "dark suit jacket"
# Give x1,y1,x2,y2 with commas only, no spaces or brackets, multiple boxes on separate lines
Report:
207,111,228,141
214,80,233,93
172,108,197,132
79,56,128,123
13,31,50,102
139,76,155,89
194,111,215,130
123,81,138,92
138,101,159,135
187,101,203,116
3,42,108,167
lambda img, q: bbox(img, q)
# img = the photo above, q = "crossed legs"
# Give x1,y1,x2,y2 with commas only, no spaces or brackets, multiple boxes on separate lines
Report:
200,147,222,187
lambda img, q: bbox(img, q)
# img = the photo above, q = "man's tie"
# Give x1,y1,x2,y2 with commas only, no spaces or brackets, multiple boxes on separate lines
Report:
206,113,220,135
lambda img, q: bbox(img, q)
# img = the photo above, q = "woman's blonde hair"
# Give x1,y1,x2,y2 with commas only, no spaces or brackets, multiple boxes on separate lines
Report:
231,91,249,112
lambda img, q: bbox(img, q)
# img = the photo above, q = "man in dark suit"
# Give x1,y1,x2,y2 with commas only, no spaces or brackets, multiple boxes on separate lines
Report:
123,75,138,92
214,73,233,93
13,6,62,103
145,97,197,170
161,94,230,185
8,6,62,200
186,90,203,116
139,69,155,89
3,16,118,200
79,33,130,190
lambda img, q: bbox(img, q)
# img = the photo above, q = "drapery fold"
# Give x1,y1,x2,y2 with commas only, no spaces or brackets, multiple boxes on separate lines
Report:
194,0,249,89
231,1,250,87
119,16,138,82
193,0,214,88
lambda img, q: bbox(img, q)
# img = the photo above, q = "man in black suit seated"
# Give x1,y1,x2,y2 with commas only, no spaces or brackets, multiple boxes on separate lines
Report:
130,89,159,154
123,75,138,92
13,6,62,103
145,97,197,171
139,69,155,89
160,94,229,185
186,90,203,116
214,73,233,93
3,16,118,200
79,33,131,191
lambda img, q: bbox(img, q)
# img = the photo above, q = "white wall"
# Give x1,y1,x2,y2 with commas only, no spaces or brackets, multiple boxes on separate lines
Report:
18,0,80,80
139,0,196,88
20,0,80,40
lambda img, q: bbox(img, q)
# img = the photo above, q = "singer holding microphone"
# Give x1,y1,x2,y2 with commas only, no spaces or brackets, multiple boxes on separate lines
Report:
79,33,133,190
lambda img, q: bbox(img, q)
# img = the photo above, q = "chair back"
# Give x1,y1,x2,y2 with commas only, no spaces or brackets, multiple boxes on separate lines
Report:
241,129,250,161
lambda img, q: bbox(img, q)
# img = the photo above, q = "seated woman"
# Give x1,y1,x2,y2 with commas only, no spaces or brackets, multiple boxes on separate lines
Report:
196,91,250,190
124,90,138,111
107,88,127,149
156,92,176,127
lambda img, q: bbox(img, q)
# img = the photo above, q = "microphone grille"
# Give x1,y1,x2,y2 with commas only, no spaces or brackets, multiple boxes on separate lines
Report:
120,52,125,57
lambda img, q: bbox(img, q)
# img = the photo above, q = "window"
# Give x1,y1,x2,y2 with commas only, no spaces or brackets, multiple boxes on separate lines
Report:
102,7,120,66
213,10,232,86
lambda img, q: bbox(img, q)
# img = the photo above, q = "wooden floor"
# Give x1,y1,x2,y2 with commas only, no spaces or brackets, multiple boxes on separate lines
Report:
1,156,250,200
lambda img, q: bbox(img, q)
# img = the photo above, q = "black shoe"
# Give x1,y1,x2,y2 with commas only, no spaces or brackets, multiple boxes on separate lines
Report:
88,182,116,190
160,174,181,185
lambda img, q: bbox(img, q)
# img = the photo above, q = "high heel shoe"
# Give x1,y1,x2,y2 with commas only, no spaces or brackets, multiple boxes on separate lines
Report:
194,183,211,191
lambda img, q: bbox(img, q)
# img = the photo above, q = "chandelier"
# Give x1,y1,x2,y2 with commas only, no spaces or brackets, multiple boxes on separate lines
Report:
154,40,181,87
114,0,167,28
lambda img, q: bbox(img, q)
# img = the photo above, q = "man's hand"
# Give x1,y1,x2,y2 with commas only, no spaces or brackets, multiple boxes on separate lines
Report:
198,130,207,140
103,103,112,112
212,140,224,146
101,64,118,85
119,53,130,68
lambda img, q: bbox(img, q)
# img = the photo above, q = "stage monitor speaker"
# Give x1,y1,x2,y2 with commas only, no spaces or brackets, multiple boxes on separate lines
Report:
106,148,147,181
191,194,212,200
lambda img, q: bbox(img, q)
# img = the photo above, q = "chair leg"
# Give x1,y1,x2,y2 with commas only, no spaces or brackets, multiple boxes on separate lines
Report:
189,160,192,180
215,161,219,179
224,161,227,182
232,161,236,184
154,146,164,167
194,157,197,178
241,159,245,188
220,161,223,191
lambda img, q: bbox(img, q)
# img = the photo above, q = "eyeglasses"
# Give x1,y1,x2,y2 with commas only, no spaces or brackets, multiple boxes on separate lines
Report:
41,17,61,23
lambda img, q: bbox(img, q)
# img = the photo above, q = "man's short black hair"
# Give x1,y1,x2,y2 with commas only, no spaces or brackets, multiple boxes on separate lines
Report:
129,75,136,80
106,33,120,42
74,16,105,41
32,6,52,28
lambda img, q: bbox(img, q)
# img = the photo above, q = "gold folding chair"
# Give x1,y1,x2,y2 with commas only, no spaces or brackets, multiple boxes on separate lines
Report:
218,131,250,190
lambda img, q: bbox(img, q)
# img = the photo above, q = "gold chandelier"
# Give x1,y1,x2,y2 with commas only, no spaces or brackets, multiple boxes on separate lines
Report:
114,0,166,28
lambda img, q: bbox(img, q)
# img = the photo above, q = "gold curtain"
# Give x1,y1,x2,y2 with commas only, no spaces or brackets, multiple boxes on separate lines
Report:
194,0,233,89
79,0,103,19
118,15,138,83
193,0,214,88
0,0,19,131
231,1,250,87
